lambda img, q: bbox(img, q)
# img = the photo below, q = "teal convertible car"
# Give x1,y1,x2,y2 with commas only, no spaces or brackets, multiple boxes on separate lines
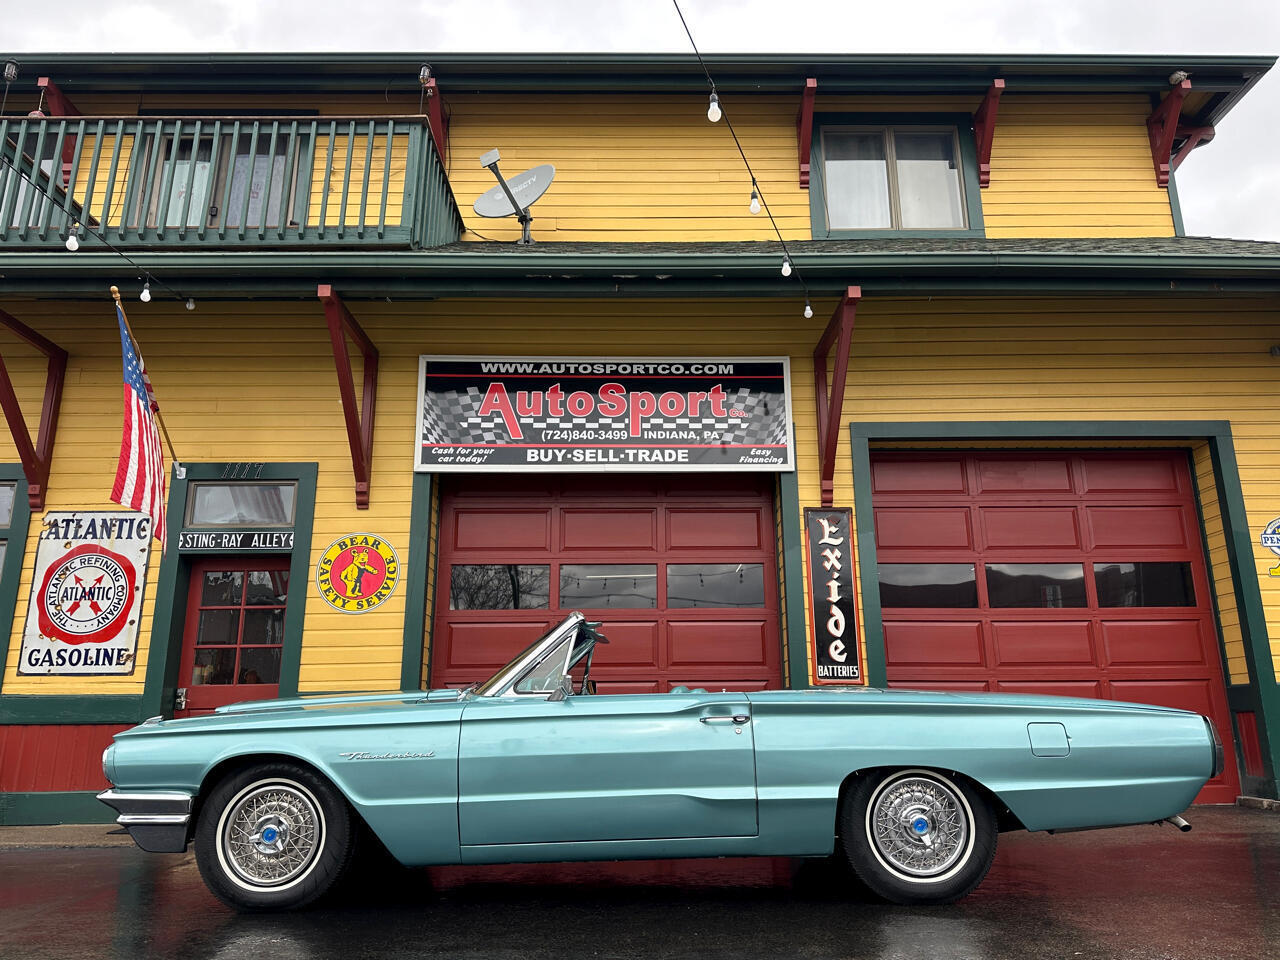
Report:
100,612,1221,911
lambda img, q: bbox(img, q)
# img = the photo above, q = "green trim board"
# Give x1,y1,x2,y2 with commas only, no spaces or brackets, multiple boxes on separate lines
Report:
847,419,1279,799
0,466,31,697
0,694,143,724
142,462,318,719
808,113,985,240
400,472,434,690
0,790,115,825
778,468,812,688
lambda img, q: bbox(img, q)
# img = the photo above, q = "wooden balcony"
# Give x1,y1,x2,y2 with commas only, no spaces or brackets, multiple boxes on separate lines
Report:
0,116,462,249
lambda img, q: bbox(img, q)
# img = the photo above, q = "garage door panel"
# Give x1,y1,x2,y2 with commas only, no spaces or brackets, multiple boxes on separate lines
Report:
982,507,1080,549
1080,456,1181,494
562,509,656,551
596,680,662,696
1087,506,1191,549
875,507,972,550
453,509,550,551
884,621,984,667
889,680,991,692
872,457,967,494
994,680,1104,700
668,620,768,667
992,621,1094,666
591,621,660,669
976,457,1073,493
1108,679,1216,715
667,509,763,549
442,620,554,668
1101,619,1208,667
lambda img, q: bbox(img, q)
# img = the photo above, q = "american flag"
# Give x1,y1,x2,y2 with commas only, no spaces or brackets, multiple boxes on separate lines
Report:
110,304,166,548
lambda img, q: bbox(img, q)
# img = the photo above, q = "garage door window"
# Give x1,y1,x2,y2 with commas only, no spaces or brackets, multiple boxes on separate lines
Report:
560,564,657,609
986,563,1087,609
668,563,766,608
1095,562,1195,607
879,563,978,608
450,564,549,609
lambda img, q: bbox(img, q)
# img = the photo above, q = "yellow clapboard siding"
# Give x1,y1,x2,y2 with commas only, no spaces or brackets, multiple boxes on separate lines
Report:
2,294,1276,697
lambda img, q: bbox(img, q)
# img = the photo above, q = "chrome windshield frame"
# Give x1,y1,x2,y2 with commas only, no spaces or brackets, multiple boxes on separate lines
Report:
476,612,586,699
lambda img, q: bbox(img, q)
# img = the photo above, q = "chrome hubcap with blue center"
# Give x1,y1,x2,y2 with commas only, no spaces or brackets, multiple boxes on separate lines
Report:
870,776,969,878
222,783,321,886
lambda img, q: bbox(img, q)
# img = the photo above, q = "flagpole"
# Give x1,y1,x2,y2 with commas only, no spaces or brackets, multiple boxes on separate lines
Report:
110,285,181,468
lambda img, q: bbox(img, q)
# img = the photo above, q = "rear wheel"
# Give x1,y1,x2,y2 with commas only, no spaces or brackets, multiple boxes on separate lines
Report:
839,768,997,905
194,761,355,911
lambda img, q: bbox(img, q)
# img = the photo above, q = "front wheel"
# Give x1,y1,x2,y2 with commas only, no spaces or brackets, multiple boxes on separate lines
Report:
194,762,355,911
839,768,997,905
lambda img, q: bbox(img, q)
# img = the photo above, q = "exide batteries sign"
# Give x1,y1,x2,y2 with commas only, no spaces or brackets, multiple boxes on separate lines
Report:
416,356,794,472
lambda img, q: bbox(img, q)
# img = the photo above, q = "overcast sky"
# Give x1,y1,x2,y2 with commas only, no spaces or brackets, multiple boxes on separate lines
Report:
5,0,1278,240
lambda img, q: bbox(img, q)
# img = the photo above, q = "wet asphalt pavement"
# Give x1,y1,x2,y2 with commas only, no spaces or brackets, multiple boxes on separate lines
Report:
0,806,1276,960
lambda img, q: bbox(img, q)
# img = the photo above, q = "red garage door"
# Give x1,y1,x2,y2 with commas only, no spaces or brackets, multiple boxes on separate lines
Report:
431,474,781,694
872,450,1239,803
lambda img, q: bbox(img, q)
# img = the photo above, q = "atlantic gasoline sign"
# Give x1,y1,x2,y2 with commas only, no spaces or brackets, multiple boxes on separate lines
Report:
19,511,152,676
416,356,794,472
316,534,400,613
804,507,862,684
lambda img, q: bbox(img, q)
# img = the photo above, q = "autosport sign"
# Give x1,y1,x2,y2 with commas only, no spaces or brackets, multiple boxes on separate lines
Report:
416,356,794,472
19,511,152,676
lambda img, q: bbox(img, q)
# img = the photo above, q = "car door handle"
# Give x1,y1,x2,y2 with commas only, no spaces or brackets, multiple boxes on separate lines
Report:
700,714,750,724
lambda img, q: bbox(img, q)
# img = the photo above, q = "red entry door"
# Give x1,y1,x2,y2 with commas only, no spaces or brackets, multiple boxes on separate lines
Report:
176,557,290,717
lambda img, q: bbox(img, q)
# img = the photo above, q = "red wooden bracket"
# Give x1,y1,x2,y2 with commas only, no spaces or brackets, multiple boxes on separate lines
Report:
1172,124,1215,171
797,78,817,188
422,77,448,164
0,307,68,510
1147,80,1191,188
318,285,379,509
36,77,81,188
813,286,861,507
972,79,1005,188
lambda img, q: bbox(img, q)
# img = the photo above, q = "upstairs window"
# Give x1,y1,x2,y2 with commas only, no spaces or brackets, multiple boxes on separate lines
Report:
812,117,983,237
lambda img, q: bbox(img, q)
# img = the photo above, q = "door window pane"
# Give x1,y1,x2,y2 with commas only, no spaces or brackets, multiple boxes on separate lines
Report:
197,609,240,645
824,132,891,229
243,609,285,645
187,483,296,526
200,571,243,605
450,564,549,609
560,564,657,609
986,563,1087,608
880,564,978,608
667,563,765,608
238,647,282,685
191,648,236,685
0,541,6,570
246,569,289,605
1095,562,1196,607
894,132,965,228
0,483,14,527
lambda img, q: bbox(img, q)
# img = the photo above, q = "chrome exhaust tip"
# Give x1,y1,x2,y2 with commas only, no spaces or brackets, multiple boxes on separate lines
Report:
1162,815,1192,832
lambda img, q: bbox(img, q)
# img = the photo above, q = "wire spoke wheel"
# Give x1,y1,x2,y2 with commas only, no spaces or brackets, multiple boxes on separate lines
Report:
221,782,323,886
869,775,969,878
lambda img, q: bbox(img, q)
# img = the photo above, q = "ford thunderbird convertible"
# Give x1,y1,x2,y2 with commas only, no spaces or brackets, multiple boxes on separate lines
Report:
99,612,1222,911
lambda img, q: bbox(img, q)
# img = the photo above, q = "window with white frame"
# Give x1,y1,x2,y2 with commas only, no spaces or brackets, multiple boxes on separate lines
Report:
821,126,968,231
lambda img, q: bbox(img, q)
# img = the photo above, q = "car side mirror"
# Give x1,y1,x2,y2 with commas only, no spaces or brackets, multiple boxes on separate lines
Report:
548,676,573,702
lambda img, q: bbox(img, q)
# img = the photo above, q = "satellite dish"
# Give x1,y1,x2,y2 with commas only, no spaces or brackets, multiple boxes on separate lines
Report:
473,163,556,218
473,149,555,243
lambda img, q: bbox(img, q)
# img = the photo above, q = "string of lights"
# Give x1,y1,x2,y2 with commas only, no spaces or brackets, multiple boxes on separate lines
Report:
671,1,815,319
1,58,194,308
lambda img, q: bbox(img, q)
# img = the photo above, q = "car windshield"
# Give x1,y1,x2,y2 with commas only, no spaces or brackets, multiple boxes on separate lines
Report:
472,620,571,697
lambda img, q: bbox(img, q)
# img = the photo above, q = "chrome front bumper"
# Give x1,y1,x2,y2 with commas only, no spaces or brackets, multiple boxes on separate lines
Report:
96,789,193,853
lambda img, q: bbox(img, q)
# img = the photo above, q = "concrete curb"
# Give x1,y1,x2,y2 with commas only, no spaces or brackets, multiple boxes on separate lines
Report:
1237,795,1280,812
0,824,134,849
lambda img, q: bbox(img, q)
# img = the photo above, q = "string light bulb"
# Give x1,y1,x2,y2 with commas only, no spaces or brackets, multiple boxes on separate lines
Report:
64,222,80,252
804,299,813,319
185,298,196,311
139,280,151,303
749,181,761,215
707,92,722,123
781,257,792,277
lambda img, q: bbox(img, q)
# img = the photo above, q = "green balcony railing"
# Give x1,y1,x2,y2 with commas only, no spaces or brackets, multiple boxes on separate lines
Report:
0,115,463,249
